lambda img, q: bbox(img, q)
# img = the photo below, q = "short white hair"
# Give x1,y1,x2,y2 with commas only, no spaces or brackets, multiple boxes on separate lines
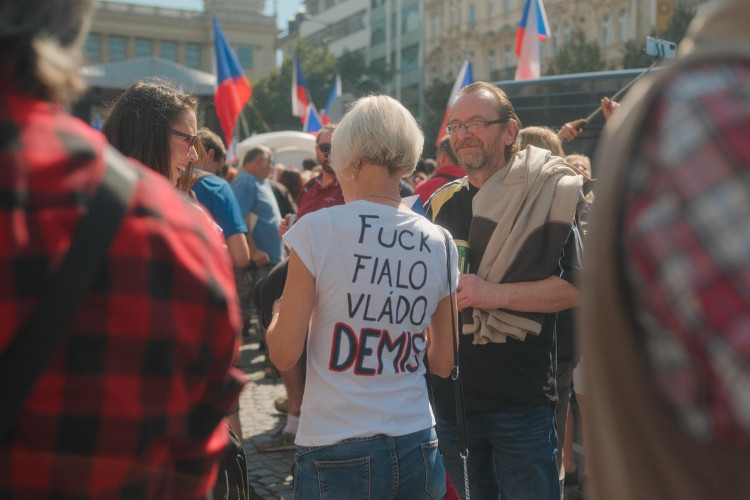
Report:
331,95,424,177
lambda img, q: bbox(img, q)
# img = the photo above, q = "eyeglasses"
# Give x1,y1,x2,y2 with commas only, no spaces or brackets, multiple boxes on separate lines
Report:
317,143,331,154
446,119,504,136
171,129,197,150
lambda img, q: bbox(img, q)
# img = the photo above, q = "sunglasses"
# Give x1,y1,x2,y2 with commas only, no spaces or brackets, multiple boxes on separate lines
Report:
171,129,197,150
317,143,331,154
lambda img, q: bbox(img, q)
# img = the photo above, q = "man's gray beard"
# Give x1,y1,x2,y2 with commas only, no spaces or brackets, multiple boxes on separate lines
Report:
457,150,487,171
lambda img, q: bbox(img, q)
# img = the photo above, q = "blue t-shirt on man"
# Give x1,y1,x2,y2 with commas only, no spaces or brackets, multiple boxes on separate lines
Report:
230,171,283,264
192,172,247,237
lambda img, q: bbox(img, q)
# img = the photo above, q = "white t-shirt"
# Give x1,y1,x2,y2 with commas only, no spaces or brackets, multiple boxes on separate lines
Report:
284,200,458,446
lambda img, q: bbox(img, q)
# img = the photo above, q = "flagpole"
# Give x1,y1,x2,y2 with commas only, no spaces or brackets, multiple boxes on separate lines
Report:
238,108,250,138
246,101,272,133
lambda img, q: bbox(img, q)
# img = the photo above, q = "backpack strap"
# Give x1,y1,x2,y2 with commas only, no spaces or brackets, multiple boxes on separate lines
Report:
0,147,138,441
300,176,318,197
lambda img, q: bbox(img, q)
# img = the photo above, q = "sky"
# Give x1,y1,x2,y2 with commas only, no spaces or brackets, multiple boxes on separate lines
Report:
122,0,304,33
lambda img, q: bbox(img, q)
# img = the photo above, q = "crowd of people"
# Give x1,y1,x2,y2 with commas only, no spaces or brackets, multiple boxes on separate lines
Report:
2,0,749,499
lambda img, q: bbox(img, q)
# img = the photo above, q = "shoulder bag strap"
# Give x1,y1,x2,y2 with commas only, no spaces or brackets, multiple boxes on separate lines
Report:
0,147,138,441
443,230,471,498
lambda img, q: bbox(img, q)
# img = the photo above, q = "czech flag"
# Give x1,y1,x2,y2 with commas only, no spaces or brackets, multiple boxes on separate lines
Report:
213,15,252,143
303,101,323,134
435,59,473,147
402,194,425,216
322,74,342,125
515,0,550,80
292,55,309,121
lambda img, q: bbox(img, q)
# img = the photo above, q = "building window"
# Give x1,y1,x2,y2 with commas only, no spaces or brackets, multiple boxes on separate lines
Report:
401,44,419,72
85,34,100,60
487,0,493,18
371,18,386,45
160,40,177,61
488,51,495,76
469,5,475,24
503,0,510,13
503,44,512,67
108,35,126,61
432,14,440,38
185,43,200,68
237,45,253,69
563,23,571,45
402,3,419,34
309,0,319,15
601,14,611,47
135,38,152,58
618,9,629,43
325,0,334,9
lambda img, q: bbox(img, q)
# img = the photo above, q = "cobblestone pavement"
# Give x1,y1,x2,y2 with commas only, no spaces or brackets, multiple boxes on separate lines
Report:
234,325,586,500
236,327,295,500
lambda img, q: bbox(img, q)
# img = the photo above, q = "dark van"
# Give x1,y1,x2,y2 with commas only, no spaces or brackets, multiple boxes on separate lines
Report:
493,68,655,158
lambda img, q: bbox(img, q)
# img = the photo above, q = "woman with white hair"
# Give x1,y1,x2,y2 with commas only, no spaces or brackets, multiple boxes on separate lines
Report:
267,95,458,499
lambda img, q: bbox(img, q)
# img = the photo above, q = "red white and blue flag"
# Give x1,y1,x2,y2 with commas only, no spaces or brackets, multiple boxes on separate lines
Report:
435,59,473,147
213,15,252,143
515,0,550,80
303,101,323,134
322,74,342,125
292,55,310,121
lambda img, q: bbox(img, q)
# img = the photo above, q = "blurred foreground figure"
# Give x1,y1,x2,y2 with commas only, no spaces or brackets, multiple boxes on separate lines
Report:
0,1,244,496
581,2,750,499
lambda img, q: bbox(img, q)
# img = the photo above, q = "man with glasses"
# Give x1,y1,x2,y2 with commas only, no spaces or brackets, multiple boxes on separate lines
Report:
296,124,345,218
426,81,584,499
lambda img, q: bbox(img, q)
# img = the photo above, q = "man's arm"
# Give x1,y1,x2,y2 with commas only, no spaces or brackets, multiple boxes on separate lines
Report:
458,219,582,313
245,232,270,266
456,274,577,313
226,232,250,268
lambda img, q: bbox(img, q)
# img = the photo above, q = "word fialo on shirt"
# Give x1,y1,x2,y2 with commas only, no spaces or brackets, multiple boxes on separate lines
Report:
329,322,426,376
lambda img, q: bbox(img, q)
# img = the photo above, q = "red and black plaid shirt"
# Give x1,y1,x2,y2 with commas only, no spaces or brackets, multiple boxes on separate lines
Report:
0,88,245,497
622,61,750,447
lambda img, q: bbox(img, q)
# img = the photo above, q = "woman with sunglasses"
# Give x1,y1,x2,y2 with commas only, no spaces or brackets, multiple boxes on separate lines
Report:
103,80,199,193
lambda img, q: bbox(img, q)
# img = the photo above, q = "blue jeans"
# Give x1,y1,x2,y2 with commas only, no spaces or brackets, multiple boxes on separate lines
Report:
436,405,558,500
294,427,446,500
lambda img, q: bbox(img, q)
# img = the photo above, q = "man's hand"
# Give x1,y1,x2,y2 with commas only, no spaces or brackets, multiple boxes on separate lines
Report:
278,218,290,238
251,249,270,266
558,118,585,143
457,274,578,313
601,97,621,120
456,274,498,311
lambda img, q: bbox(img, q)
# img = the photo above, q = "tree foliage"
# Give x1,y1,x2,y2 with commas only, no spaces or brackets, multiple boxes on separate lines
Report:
248,42,391,134
336,50,392,97
622,40,654,69
546,29,606,76
422,77,455,159
622,2,696,69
